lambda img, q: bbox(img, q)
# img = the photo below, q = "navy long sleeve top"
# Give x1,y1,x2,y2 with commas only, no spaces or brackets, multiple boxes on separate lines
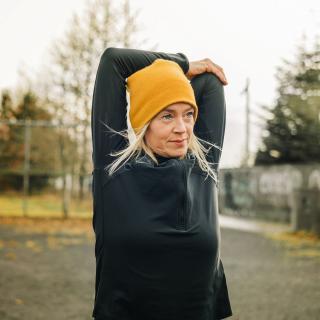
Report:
91,47,232,320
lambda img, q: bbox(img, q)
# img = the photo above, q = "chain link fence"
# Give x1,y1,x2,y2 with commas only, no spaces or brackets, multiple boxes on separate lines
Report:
0,119,93,218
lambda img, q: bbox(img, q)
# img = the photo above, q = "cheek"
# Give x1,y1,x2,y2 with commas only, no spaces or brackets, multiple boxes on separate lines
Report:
146,125,167,147
150,124,170,143
187,123,194,135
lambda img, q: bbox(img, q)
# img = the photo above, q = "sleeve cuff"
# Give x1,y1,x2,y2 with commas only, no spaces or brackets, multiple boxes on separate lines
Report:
177,52,190,74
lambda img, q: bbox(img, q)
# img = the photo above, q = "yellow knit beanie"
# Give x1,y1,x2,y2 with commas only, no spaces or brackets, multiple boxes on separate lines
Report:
127,59,198,134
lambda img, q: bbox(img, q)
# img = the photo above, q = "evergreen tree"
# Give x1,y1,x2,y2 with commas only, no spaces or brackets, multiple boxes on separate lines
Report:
255,37,320,165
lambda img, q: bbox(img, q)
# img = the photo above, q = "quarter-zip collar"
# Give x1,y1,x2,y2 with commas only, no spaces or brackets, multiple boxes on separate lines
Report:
153,151,196,163
135,150,196,169
154,152,181,163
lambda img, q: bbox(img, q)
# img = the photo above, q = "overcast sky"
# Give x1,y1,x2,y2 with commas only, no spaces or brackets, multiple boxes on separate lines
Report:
0,0,319,168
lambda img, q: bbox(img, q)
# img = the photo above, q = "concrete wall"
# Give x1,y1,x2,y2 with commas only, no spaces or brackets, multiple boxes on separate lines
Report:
218,164,320,224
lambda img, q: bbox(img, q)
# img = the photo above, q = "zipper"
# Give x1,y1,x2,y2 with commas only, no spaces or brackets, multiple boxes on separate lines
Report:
178,160,189,230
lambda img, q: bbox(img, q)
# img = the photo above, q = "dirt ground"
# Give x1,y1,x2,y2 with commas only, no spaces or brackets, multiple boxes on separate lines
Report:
0,216,319,320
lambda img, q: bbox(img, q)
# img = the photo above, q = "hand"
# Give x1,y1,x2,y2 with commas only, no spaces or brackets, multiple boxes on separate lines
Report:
186,58,228,85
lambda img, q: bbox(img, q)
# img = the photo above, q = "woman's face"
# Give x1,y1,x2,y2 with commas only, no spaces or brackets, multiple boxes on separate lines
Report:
144,102,195,159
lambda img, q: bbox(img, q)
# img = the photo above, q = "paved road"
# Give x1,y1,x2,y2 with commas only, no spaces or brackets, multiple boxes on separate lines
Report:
219,217,320,320
0,216,319,320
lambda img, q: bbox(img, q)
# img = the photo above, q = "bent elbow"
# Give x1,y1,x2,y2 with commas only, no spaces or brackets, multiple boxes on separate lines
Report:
101,47,118,63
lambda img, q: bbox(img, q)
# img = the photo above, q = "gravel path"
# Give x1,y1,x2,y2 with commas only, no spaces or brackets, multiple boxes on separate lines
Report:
0,217,319,320
221,226,320,320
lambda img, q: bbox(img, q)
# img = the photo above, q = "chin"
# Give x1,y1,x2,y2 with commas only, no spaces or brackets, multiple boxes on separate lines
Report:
170,149,188,158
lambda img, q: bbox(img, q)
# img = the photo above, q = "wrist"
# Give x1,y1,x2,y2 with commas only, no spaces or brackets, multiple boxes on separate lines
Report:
177,52,190,74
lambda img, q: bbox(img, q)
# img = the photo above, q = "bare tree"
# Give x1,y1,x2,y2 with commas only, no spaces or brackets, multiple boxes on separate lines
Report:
42,0,145,203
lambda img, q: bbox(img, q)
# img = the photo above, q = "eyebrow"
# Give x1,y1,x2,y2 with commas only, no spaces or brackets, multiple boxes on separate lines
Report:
162,107,194,113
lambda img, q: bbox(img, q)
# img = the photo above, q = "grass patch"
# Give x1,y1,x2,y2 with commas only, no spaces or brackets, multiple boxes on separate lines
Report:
0,191,92,218
265,230,320,259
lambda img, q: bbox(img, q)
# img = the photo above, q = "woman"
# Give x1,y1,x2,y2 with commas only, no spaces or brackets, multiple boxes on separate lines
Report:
91,47,232,320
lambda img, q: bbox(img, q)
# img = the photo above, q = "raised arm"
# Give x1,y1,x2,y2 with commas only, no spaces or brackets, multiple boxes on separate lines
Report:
91,47,190,169
190,72,226,171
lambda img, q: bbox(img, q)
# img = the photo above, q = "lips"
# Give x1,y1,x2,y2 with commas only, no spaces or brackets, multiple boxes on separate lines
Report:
170,139,187,143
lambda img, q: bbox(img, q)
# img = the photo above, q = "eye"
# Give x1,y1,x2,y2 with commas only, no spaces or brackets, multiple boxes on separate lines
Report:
162,114,172,120
186,111,194,118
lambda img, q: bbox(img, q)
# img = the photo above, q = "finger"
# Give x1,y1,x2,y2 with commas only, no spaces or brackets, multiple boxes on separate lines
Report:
203,60,228,84
219,70,228,84
214,68,228,84
211,64,228,84
205,59,222,71
201,61,209,72
213,63,222,70
207,60,225,75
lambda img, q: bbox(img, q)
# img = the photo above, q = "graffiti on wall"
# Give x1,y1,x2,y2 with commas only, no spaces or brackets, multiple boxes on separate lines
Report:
220,165,320,222
308,170,320,190
223,171,255,210
259,169,303,195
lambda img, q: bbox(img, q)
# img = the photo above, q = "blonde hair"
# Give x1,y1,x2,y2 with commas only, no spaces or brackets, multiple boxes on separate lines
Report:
101,121,222,184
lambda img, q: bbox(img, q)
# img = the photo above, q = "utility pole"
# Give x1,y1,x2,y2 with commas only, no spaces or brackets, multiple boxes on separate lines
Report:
22,119,31,217
241,78,250,167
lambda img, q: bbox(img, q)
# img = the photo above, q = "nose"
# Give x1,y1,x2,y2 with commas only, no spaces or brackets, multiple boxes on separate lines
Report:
173,117,187,133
